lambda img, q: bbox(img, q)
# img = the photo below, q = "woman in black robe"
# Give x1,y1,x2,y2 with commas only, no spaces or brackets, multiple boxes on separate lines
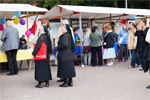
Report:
32,26,52,88
57,24,76,87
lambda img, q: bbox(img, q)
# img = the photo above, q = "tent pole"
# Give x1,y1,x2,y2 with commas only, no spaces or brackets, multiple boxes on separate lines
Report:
125,0,128,9
26,11,29,49
90,19,93,28
110,14,111,25
145,15,147,25
116,15,121,24
26,11,30,70
79,13,84,67
79,13,82,30
7,12,46,21
59,7,62,22
41,12,79,20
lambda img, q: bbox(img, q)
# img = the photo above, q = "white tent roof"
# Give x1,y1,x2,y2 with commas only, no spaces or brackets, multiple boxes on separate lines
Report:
0,4,48,19
41,5,150,20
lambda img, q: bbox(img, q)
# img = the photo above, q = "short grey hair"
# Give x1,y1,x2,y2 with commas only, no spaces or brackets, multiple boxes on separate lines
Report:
6,20,12,26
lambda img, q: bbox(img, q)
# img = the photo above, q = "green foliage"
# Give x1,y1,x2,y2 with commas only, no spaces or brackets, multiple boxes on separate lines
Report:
42,0,84,9
43,0,60,9
0,0,150,9
70,0,84,5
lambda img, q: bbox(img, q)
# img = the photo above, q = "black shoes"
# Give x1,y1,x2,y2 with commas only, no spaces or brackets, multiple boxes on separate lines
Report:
14,72,18,75
7,73,14,76
35,84,42,88
35,81,50,88
7,72,18,76
57,79,64,82
45,83,49,87
139,69,144,71
68,81,73,87
59,80,73,87
146,85,150,89
59,83,68,87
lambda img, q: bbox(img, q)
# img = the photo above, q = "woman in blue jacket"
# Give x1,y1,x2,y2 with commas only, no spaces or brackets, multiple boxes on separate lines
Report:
118,24,129,62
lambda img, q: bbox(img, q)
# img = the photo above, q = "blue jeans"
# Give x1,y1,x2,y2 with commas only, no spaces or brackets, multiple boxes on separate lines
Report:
131,50,141,67
21,45,27,49
119,44,128,61
137,44,146,70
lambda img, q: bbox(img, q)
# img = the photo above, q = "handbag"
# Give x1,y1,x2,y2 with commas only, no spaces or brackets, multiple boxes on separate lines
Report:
83,46,91,53
34,36,47,60
118,33,127,44
146,29,150,44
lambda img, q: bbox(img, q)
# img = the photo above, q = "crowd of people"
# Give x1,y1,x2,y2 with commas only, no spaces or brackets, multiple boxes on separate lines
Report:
0,19,150,89
81,19,150,71
75,19,150,89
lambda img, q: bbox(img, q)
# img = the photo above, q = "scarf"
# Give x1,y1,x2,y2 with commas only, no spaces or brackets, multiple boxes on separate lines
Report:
65,24,75,52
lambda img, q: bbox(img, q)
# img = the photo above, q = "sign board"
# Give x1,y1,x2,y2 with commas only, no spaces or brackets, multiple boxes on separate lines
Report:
92,20,123,34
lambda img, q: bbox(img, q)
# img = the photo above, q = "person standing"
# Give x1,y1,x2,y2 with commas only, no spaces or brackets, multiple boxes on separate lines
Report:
57,24,76,87
56,20,74,82
118,24,129,62
32,26,52,88
43,20,53,50
135,19,149,71
128,22,141,68
1,20,19,76
73,28,81,54
83,28,91,66
90,26,103,67
103,25,116,66
102,24,107,64
143,24,150,89
111,22,118,43
144,44,150,89
110,22,118,58
53,20,65,68
102,24,107,38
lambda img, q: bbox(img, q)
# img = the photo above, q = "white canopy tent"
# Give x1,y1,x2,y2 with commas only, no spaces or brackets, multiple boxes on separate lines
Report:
41,5,150,67
41,5,150,36
0,4,48,19
41,5,150,44
41,5,150,20
0,4,48,49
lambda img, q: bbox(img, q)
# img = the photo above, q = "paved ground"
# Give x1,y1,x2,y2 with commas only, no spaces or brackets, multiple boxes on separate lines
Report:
0,59,150,100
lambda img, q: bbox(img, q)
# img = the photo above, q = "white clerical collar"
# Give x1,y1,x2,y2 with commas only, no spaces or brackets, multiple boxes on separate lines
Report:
105,30,112,37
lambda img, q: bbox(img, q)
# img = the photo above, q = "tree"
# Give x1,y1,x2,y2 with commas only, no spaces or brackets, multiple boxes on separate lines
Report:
0,0,149,9
79,0,115,7
114,0,118,7
117,0,150,9
43,0,84,9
